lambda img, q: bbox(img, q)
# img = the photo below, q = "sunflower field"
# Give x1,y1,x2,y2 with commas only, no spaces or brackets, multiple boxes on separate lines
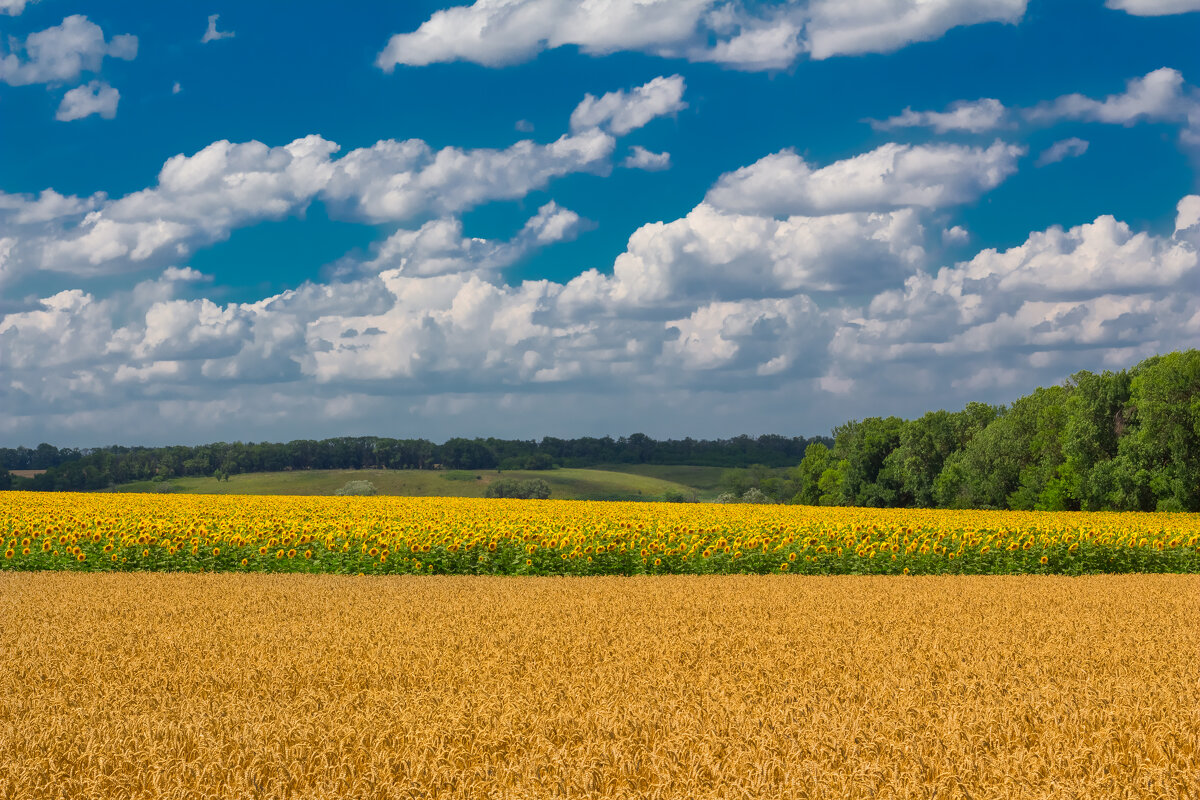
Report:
2,491,1198,575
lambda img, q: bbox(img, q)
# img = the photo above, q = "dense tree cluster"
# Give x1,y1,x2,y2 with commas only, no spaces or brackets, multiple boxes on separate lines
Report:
4,434,829,492
484,478,552,500
793,351,1200,512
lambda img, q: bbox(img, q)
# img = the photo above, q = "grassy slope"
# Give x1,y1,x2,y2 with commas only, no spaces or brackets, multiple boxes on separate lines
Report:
111,468,701,501
590,464,731,491
594,464,793,491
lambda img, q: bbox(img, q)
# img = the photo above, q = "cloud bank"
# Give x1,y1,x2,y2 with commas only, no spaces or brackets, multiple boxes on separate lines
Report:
377,0,1029,72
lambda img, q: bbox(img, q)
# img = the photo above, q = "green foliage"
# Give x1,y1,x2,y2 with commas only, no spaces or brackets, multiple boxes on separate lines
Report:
880,404,999,507
793,442,830,504
498,452,556,470
1117,351,1200,511
1061,368,1132,509
817,350,1200,512
335,480,377,496
484,478,551,499
831,417,906,506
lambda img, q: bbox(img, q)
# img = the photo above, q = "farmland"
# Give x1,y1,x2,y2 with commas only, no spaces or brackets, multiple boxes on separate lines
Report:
105,467,702,501
1,572,1196,799
2,492,1198,576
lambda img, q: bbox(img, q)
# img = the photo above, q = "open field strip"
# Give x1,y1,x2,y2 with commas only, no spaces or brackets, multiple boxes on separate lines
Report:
3,492,1199,576
1,573,1196,799
105,467,700,501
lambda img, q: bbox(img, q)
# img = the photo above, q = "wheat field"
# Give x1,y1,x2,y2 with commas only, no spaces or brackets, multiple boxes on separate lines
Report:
1,573,1197,799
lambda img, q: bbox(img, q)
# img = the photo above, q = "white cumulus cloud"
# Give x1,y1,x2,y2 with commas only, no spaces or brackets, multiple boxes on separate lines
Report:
56,80,120,121
1025,67,1195,125
5,101,1198,445
0,0,36,15
1036,137,1089,166
869,68,1199,148
559,203,928,309
320,128,614,223
201,14,236,43
802,0,1028,60
377,0,1030,72
349,201,587,278
0,15,137,86
0,79,658,284
622,146,671,171
839,204,1200,370
869,98,1009,133
570,75,686,135
705,140,1025,217
1105,0,1200,14
1176,195,1200,232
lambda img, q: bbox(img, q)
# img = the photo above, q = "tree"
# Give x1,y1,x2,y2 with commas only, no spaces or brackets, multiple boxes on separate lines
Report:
440,438,498,470
934,387,1068,509
1115,351,1200,511
793,442,832,505
1061,369,1132,509
830,417,906,506
484,478,551,499
879,404,1000,508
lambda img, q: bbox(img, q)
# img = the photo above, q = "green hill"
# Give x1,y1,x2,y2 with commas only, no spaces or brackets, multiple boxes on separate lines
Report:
109,467,703,501
592,464,742,491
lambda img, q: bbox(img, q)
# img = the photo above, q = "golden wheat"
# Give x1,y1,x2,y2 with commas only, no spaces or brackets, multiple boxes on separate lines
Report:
0,573,1196,799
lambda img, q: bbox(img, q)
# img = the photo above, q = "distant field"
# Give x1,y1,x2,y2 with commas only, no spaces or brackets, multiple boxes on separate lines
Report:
109,467,700,500
6,470,46,479
2,573,1195,798
590,463,731,491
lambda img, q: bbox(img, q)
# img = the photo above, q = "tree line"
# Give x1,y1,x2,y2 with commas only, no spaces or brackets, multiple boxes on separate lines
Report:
791,350,1200,512
5,350,1196,509
0,433,830,492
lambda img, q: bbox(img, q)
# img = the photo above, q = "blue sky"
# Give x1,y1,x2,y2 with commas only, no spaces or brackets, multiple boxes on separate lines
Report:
1,0,1199,446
